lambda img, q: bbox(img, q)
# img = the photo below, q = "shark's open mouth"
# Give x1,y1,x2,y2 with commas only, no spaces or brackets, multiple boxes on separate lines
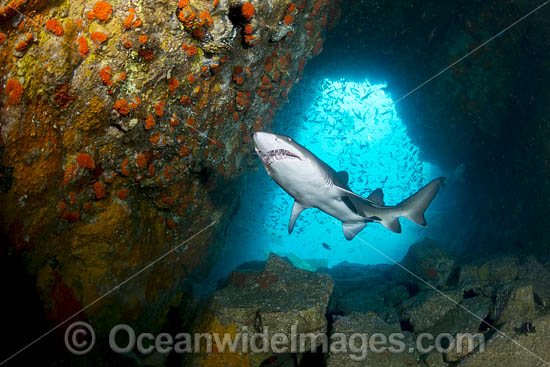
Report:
258,149,301,165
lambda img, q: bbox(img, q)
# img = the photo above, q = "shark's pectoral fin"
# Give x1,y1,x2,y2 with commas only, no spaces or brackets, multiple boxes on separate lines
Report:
289,201,308,234
342,222,367,240
367,188,385,206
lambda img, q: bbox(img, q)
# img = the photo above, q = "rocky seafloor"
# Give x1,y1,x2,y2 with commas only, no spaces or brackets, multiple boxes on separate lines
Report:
184,241,550,367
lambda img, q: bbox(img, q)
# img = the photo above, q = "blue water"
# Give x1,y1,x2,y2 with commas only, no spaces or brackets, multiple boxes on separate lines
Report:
209,77,447,283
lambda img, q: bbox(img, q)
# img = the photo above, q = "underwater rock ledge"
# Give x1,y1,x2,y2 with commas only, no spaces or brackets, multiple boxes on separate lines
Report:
0,0,340,339
191,243,550,366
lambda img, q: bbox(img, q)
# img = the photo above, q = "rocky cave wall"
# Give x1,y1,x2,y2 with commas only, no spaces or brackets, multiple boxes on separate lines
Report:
0,0,340,356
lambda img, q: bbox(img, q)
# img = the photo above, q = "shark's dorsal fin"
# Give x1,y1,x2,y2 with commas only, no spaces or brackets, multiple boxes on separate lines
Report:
342,222,367,240
336,171,349,185
289,201,307,234
367,188,385,206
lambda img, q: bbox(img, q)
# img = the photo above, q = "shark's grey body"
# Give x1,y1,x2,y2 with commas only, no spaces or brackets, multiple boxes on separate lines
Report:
253,131,445,240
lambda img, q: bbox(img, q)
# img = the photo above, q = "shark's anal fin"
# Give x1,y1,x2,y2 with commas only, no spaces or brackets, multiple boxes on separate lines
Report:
382,218,402,233
342,222,367,240
367,188,385,206
289,201,307,234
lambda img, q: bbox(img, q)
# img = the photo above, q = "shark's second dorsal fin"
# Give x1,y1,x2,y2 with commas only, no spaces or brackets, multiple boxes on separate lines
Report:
336,171,349,184
289,201,307,234
367,188,385,206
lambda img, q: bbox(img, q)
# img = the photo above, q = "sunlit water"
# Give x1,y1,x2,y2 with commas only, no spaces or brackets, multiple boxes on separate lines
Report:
208,77,446,284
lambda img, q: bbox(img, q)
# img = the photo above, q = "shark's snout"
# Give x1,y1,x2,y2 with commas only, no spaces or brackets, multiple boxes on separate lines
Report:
253,131,302,166
252,132,264,156
253,131,274,157
253,131,271,149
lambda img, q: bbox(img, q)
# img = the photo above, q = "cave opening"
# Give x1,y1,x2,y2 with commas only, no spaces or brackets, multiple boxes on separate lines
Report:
204,0,550,319
233,77,444,262
207,69,462,285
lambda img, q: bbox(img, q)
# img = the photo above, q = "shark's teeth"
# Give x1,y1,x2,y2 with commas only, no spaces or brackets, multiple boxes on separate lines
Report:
263,149,301,164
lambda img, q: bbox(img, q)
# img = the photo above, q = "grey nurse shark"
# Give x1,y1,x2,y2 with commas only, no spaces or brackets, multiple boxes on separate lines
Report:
253,131,445,240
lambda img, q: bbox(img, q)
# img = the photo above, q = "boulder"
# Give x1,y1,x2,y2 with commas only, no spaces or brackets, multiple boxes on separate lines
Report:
424,296,492,363
458,265,481,286
425,296,492,337
189,254,334,367
326,312,422,367
336,290,385,315
326,262,397,320
394,239,455,290
458,257,524,302
381,285,411,307
459,315,550,366
518,256,550,307
424,351,447,367
397,290,462,332
477,256,519,284
331,290,399,324
494,285,536,326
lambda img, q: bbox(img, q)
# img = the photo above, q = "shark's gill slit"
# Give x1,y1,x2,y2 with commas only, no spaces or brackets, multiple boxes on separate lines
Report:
209,77,445,282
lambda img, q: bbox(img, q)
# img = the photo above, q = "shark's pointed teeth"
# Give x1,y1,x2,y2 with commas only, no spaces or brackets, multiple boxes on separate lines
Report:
263,149,301,165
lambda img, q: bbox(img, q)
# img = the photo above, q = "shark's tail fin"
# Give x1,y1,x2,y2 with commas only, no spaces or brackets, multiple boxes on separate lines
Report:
339,177,445,237
398,177,446,226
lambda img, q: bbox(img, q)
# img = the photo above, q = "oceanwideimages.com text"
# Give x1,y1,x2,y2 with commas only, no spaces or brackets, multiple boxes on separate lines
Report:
65,322,485,361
